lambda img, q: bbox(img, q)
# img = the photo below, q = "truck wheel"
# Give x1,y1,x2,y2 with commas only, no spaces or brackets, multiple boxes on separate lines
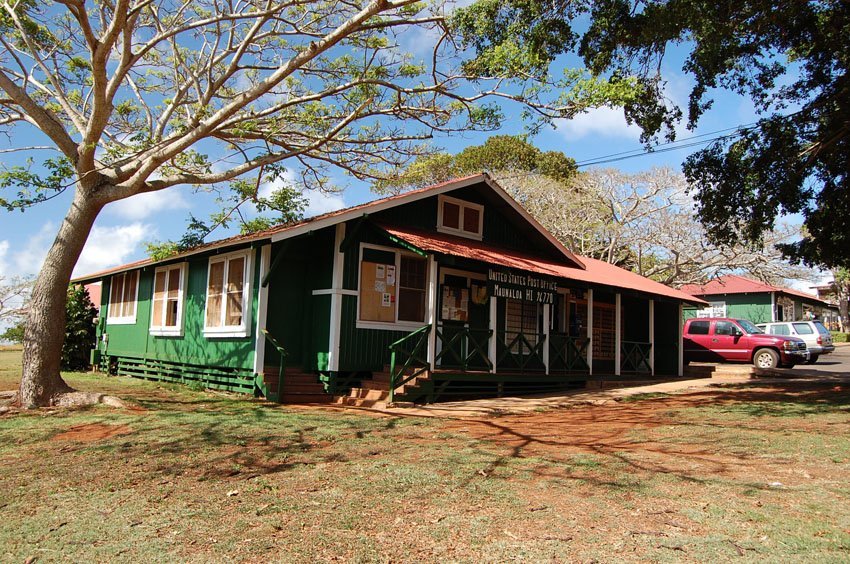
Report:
807,354,820,364
754,348,779,369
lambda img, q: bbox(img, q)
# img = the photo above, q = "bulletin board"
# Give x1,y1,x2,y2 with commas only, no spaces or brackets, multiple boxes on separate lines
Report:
360,260,397,322
441,286,469,322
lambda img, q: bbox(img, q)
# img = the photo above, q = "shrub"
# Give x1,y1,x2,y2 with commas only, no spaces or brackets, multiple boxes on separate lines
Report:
62,285,98,370
830,331,848,343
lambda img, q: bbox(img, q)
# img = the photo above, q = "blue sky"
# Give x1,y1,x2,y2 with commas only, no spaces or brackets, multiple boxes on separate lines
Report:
0,17,822,291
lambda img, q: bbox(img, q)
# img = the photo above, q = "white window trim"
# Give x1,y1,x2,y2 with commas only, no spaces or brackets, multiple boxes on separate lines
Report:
106,270,139,325
356,242,429,331
150,263,188,337
203,249,253,338
436,195,484,240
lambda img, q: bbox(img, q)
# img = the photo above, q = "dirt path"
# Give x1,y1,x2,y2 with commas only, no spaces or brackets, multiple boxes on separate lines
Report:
442,381,850,483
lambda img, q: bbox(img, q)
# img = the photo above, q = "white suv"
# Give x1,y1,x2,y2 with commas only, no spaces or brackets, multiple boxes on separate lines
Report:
757,321,835,364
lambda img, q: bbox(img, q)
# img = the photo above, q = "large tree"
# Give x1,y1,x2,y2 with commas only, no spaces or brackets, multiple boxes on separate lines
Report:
454,0,850,268
0,0,633,407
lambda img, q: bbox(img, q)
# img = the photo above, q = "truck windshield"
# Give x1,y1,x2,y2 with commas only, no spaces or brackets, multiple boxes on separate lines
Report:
737,319,764,334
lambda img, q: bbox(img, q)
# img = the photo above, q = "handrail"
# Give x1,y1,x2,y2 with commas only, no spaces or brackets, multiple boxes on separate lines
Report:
388,325,431,403
621,340,652,373
549,333,590,372
496,330,546,373
261,328,288,402
434,325,493,371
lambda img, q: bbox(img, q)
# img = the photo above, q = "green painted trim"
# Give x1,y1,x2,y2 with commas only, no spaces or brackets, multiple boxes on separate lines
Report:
339,214,369,252
261,240,289,287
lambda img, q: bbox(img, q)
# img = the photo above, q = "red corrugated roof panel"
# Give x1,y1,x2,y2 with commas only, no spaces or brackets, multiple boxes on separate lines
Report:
680,274,830,305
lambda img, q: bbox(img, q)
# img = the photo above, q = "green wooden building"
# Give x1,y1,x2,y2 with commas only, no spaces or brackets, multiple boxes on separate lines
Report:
681,275,839,326
76,175,704,404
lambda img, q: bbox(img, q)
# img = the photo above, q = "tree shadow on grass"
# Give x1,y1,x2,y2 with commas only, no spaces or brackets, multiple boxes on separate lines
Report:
448,379,850,489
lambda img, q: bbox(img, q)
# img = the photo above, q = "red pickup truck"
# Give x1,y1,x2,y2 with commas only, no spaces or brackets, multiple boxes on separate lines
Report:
683,318,808,369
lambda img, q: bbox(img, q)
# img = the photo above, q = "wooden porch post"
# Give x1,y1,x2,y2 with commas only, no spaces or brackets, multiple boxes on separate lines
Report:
327,224,346,372
649,299,655,376
543,303,550,375
587,289,594,376
678,303,684,377
489,296,498,373
253,244,271,375
614,293,621,376
426,256,439,371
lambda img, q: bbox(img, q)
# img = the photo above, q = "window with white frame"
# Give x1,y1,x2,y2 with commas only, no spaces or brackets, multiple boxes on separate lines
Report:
204,250,252,337
437,195,483,239
358,245,428,328
107,270,139,324
150,263,186,336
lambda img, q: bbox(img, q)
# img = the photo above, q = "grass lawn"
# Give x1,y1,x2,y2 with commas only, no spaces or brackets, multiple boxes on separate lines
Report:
2,349,850,562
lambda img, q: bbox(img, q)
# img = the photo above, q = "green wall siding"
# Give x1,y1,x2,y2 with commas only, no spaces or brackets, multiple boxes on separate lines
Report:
100,246,261,371
367,187,535,252
338,295,411,372
683,293,773,324
264,229,336,371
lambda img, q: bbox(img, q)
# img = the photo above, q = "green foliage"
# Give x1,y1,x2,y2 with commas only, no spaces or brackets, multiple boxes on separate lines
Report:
0,157,74,211
61,285,97,371
375,135,577,193
575,0,850,268
145,175,308,258
830,332,848,343
0,321,25,344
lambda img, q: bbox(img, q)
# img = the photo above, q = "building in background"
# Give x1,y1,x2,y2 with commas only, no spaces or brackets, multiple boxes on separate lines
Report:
681,275,840,329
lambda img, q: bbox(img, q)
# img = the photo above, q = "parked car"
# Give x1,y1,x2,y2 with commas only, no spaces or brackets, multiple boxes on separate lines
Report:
683,317,808,369
756,320,835,364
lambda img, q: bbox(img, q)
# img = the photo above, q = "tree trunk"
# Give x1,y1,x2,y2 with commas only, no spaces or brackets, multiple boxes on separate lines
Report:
19,189,105,407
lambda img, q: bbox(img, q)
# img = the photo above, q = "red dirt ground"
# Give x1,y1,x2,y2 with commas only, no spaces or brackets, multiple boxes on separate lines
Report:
51,423,133,442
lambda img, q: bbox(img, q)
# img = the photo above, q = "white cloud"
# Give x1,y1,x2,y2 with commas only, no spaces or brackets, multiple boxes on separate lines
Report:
106,188,189,220
72,223,150,277
0,240,9,276
304,190,347,217
556,107,643,141
11,222,56,277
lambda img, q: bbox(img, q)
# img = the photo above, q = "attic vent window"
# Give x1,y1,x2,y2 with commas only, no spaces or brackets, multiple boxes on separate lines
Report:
438,195,483,239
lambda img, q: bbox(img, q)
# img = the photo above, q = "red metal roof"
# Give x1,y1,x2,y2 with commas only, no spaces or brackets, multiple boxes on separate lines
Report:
680,274,831,306
379,224,705,305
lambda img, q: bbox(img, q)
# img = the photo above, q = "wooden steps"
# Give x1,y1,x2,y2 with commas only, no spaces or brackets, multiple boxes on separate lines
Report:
334,387,389,408
334,369,430,407
262,369,333,404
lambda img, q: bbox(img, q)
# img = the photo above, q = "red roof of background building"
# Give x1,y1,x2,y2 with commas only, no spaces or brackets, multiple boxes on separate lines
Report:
680,274,832,306
380,224,705,305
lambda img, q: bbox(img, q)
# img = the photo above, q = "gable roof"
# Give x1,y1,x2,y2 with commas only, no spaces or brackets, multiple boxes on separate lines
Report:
380,224,706,305
680,274,832,306
73,173,583,283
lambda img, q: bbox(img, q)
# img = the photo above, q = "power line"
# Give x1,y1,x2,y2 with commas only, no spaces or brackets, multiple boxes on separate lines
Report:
573,112,802,168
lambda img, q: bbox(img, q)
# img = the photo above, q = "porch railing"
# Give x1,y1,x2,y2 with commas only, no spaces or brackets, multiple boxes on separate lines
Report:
259,328,287,402
435,325,493,371
549,333,590,373
388,324,431,403
496,330,546,374
621,340,652,373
